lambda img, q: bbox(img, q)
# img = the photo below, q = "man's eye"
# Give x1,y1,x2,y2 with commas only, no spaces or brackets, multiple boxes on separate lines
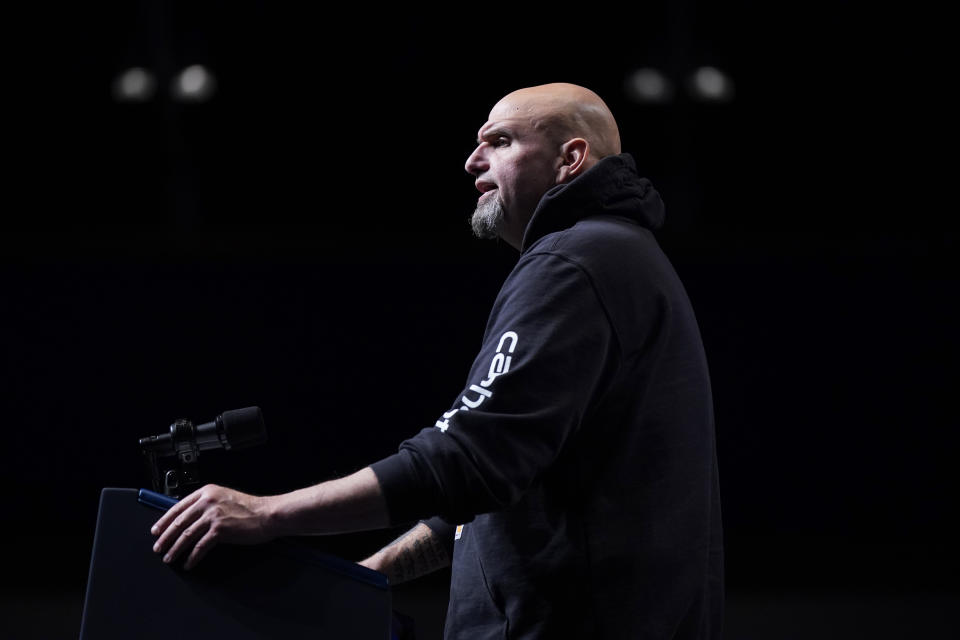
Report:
494,137,510,147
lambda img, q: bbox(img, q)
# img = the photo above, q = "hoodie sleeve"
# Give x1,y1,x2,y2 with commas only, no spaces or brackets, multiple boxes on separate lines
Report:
370,251,617,525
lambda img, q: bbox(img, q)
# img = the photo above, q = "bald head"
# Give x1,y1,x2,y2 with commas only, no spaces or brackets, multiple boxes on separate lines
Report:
465,83,622,249
491,83,621,167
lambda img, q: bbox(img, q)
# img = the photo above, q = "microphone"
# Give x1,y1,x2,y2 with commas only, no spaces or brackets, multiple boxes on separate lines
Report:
139,406,267,456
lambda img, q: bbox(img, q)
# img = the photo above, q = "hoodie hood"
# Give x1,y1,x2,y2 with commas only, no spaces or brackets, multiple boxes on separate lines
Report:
520,153,665,253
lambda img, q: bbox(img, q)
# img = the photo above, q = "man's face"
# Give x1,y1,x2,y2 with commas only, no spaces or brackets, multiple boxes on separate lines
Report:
465,99,561,249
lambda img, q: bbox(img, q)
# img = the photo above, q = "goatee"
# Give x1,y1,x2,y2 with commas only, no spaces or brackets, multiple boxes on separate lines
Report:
470,193,504,240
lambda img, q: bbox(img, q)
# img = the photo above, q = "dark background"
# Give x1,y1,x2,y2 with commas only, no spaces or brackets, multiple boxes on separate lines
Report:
2,2,956,638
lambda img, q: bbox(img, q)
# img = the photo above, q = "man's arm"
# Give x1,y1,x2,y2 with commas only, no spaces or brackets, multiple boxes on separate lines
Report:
358,521,451,585
151,466,389,570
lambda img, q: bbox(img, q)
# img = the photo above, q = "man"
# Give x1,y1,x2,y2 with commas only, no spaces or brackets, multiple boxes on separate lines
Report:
152,83,724,638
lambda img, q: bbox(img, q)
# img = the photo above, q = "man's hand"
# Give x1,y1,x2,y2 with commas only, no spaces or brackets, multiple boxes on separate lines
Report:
149,467,389,571
150,484,275,570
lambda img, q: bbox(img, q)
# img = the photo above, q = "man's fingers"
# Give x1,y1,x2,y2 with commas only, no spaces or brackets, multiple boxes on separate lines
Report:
151,490,202,536
146,484,262,570
162,517,211,565
152,501,204,555
183,528,219,571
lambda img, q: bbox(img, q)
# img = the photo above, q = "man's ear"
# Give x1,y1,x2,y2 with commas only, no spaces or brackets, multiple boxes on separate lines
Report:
555,138,590,184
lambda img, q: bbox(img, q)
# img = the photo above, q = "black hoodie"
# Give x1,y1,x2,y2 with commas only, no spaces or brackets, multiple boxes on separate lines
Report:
372,154,724,639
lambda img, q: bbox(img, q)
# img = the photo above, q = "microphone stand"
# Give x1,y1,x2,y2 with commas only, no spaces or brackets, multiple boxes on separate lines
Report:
142,418,203,498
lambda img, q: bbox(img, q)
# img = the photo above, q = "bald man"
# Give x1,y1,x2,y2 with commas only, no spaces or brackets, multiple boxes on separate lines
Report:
152,84,723,639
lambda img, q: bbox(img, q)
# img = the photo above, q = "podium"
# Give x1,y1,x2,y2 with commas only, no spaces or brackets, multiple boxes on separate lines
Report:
80,488,392,639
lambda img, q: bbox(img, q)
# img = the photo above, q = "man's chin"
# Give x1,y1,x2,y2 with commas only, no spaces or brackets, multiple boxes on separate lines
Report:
470,197,504,240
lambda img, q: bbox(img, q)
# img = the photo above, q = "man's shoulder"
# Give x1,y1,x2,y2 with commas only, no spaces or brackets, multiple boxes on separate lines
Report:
516,214,685,319
526,214,662,271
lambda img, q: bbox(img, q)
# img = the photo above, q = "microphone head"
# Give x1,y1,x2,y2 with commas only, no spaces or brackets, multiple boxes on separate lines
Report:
220,406,268,450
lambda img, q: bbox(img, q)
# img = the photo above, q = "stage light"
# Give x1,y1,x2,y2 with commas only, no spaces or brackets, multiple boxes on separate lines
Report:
688,66,734,102
624,68,673,104
171,65,216,103
112,67,157,103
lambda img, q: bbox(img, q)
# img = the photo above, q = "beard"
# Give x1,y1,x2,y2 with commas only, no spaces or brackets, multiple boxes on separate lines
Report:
470,192,504,240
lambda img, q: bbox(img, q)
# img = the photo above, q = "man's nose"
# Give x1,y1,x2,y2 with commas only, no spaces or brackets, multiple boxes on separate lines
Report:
464,145,488,176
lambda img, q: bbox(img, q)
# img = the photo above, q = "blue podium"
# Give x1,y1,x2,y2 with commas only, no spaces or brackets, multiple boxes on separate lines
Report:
80,488,392,639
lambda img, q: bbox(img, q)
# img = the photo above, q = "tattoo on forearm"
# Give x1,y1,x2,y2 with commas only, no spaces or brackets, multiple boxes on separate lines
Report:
384,524,451,584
